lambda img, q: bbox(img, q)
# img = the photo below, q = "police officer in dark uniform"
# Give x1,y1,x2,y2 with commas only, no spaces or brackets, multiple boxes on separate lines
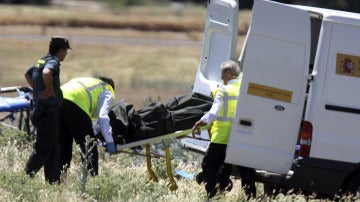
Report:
24,36,71,184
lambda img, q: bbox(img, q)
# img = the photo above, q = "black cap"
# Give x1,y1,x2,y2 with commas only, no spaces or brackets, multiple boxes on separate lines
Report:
50,36,72,50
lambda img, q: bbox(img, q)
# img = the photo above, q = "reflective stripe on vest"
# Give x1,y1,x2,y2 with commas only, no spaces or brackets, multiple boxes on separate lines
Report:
61,77,115,119
210,79,241,144
34,59,46,68
216,91,238,122
71,80,107,117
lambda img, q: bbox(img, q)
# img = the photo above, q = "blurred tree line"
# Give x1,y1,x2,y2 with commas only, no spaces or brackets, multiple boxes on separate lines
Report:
175,0,360,12
236,0,360,12
172,0,360,12
0,0,50,4
1,0,359,13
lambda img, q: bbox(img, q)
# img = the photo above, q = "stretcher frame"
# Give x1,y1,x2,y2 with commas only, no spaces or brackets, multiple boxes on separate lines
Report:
115,125,210,191
0,86,34,136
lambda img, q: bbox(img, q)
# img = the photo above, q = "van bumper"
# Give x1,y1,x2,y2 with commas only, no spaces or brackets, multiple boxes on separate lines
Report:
255,157,359,196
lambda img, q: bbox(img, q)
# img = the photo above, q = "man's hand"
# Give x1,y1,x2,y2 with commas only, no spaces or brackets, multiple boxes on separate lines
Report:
39,88,55,99
191,120,206,138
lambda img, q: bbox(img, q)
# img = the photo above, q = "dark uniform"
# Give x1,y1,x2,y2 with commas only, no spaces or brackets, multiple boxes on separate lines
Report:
25,54,62,183
24,37,71,184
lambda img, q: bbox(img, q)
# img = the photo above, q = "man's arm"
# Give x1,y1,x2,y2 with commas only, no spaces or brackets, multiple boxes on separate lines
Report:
97,90,115,143
24,68,33,87
39,68,55,100
192,91,223,137
97,90,116,154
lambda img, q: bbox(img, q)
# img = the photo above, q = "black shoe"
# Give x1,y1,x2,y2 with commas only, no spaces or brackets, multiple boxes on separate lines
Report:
219,179,233,192
196,171,204,185
207,188,217,199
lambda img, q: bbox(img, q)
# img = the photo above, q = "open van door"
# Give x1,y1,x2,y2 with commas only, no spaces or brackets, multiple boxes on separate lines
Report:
192,0,239,96
225,0,311,174
181,0,239,152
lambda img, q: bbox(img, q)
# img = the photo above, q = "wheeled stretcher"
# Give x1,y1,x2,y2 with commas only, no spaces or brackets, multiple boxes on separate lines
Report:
0,86,34,136
100,93,213,190
0,86,31,112
113,125,210,191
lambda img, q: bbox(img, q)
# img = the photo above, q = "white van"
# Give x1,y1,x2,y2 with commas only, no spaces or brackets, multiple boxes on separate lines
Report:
186,0,360,196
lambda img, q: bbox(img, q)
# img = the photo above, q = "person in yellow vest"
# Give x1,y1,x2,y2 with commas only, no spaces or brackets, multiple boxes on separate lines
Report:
192,60,256,199
59,76,116,177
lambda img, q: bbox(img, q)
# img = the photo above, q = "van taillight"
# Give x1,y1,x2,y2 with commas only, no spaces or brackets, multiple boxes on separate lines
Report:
298,121,313,157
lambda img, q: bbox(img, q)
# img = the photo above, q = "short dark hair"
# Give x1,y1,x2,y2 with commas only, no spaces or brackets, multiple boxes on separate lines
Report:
99,76,115,90
49,36,72,54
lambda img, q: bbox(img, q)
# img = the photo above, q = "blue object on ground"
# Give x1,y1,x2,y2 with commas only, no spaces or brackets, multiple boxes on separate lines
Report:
175,169,195,180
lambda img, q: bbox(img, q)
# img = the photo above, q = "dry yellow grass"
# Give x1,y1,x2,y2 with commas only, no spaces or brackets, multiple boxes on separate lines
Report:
0,27,203,108
0,4,204,32
0,3,250,108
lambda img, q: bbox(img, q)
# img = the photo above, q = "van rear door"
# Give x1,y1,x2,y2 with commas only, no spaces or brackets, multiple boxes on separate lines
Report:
192,0,239,96
225,0,311,174
182,0,239,152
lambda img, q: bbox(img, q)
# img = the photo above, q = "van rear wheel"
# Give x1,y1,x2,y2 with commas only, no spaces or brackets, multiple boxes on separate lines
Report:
263,183,274,196
344,173,360,197
263,183,281,197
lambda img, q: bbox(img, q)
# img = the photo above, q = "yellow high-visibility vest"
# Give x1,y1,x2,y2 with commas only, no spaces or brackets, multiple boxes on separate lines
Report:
61,77,115,119
210,79,241,144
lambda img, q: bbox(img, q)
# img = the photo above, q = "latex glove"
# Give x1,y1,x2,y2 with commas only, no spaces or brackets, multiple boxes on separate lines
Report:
106,142,116,154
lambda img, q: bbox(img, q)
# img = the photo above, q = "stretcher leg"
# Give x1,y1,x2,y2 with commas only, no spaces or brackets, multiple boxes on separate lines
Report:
115,126,211,191
165,146,178,191
146,144,158,182
163,140,178,191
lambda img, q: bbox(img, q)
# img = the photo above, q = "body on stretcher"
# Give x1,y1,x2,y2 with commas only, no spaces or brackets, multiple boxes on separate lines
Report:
98,92,213,190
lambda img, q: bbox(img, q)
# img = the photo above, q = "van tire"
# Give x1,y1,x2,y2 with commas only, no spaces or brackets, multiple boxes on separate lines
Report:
263,183,280,196
344,173,360,197
263,183,274,196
